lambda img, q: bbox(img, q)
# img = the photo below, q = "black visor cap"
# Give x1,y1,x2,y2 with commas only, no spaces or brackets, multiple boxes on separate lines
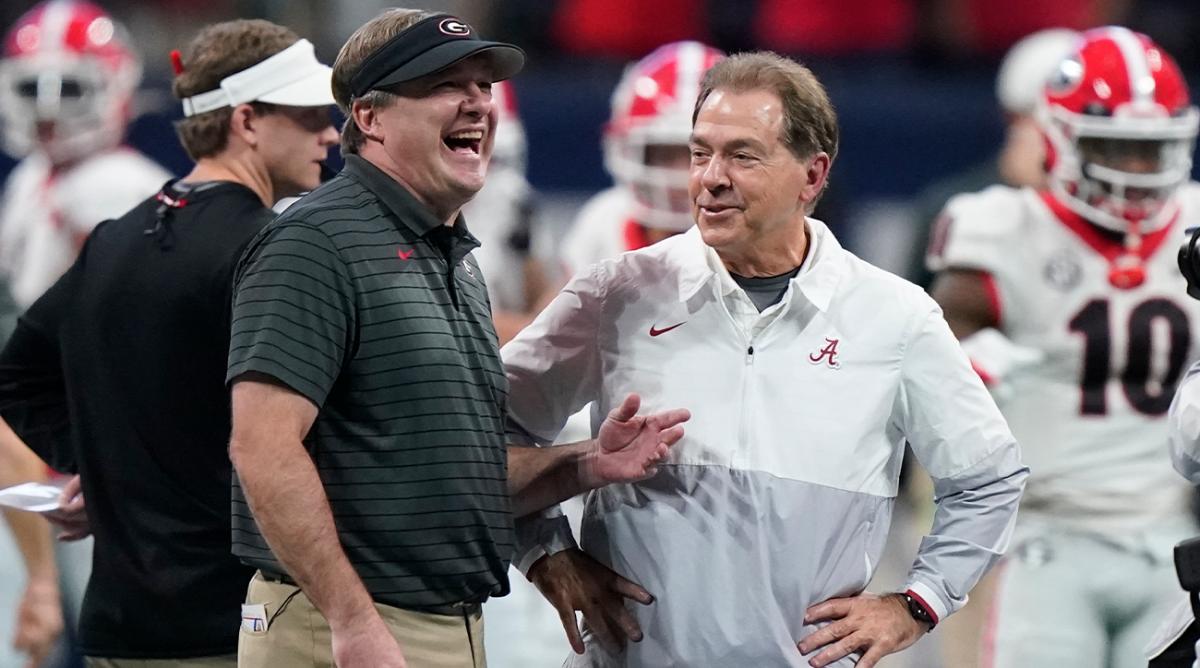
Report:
350,15,525,98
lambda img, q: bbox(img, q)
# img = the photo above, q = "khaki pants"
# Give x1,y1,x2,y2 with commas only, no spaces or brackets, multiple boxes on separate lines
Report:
85,656,236,668
238,572,485,668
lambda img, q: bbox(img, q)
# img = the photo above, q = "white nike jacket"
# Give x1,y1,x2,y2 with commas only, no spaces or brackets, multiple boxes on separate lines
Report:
503,220,1027,667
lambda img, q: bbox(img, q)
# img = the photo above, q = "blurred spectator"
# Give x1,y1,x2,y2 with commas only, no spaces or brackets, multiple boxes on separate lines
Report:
921,0,1124,57
754,0,915,56
551,0,708,59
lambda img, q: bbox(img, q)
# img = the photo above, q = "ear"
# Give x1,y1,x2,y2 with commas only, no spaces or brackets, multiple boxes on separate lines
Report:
351,98,385,144
228,103,260,148
799,152,832,207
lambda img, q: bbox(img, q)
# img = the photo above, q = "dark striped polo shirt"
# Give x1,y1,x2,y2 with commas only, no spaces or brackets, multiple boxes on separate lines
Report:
226,155,513,609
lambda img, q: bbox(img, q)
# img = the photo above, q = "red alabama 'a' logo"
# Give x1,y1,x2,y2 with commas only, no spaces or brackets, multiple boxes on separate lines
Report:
808,338,841,369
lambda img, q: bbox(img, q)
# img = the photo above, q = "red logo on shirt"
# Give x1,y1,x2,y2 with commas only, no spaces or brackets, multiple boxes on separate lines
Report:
397,248,414,260
808,338,841,369
649,322,686,337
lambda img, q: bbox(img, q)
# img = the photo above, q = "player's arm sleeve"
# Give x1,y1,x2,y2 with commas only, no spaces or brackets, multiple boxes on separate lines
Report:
69,160,170,236
502,262,607,574
0,254,79,471
895,303,1029,623
924,189,1013,277
227,222,355,407
1169,362,1200,484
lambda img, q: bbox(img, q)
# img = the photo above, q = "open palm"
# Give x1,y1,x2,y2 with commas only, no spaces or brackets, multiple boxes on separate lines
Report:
587,393,690,485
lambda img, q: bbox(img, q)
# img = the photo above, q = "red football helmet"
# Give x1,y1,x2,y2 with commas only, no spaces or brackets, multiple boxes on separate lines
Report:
0,0,141,163
604,41,724,231
1038,26,1198,235
490,79,527,175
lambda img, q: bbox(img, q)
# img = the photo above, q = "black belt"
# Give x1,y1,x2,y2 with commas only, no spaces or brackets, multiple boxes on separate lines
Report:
257,569,485,617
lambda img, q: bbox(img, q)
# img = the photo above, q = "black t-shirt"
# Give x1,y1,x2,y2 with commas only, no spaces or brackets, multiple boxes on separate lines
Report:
0,181,271,658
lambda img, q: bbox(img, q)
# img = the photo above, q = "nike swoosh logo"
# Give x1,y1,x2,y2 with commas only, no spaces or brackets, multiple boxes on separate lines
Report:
398,248,414,260
649,322,686,337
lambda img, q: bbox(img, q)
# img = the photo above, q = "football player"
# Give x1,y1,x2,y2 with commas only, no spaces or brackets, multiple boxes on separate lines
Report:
559,40,724,276
927,27,1200,668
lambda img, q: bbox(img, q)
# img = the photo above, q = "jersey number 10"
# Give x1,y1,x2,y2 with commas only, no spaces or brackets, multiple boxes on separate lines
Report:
1068,298,1190,416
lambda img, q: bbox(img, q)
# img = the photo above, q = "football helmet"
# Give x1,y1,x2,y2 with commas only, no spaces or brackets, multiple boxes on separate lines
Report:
0,0,141,163
604,41,724,231
490,79,526,175
1038,26,1198,236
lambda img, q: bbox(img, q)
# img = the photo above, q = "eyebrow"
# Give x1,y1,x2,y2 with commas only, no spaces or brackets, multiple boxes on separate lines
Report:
688,134,767,154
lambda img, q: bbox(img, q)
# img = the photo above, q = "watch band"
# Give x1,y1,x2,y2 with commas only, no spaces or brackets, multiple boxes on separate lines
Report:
902,590,938,629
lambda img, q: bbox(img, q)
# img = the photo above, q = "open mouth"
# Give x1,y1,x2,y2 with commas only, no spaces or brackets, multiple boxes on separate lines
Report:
444,129,483,155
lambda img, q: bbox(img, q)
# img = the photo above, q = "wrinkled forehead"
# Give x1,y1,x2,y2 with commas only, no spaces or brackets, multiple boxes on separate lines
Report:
691,87,785,145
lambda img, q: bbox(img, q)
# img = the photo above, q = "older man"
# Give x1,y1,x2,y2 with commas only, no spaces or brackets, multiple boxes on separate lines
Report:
0,18,340,668
505,52,1028,667
226,9,688,668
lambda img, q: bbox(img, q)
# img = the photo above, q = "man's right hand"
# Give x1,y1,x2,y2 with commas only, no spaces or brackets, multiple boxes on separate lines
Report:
528,548,653,654
12,576,62,668
331,611,407,668
44,475,88,541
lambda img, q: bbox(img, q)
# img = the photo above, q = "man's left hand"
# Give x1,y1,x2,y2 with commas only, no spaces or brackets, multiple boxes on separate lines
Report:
528,548,653,655
796,593,929,668
584,393,689,487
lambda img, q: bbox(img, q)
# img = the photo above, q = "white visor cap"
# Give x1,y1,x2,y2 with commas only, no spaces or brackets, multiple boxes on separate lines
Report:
181,39,334,117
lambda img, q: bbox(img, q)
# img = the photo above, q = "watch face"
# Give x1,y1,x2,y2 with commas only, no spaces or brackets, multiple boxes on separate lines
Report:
904,595,933,626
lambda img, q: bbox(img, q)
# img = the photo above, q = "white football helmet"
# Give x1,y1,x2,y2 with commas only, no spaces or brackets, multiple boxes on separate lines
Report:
603,41,723,231
1038,27,1198,236
0,0,141,163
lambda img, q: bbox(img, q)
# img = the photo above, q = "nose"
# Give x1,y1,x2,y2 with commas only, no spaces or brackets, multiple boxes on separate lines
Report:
461,82,493,118
700,155,730,191
318,123,338,147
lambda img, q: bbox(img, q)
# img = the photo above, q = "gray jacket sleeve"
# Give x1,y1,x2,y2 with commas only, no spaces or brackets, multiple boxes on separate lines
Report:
896,305,1029,622
503,264,608,574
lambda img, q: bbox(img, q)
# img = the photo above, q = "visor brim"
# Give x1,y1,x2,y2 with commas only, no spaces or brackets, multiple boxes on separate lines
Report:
256,64,336,107
371,42,525,89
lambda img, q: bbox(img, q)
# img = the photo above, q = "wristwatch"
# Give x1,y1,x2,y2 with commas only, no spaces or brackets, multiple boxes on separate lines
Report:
901,592,937,630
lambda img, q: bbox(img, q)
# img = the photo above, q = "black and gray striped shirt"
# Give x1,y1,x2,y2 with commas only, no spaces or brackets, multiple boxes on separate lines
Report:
227,155,513,609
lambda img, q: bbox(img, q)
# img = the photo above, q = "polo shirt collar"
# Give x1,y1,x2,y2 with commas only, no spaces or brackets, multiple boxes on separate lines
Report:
675,217,845,313
342,155,460,238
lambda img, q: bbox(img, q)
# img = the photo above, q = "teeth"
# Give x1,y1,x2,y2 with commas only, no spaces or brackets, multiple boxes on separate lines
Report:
447,130,483,140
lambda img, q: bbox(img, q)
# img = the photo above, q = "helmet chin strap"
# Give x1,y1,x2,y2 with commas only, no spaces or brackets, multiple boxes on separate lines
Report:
1108,215,1146,290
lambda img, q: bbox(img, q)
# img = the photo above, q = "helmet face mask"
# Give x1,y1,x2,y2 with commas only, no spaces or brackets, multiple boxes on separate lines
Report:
0,0,141,164
603,41,723,232
1038,27,1199,234
1073,134,1195,225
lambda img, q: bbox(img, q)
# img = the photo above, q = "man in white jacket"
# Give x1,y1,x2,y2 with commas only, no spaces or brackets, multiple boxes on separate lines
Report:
504,51,1028,667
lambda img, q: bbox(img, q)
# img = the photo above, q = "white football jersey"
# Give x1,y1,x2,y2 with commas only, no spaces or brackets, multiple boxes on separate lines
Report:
0,148,169,307
560,186,636,278
928,184,1200,534
464,166,535,313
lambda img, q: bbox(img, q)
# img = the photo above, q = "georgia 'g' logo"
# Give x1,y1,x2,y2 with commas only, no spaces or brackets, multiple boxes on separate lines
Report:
439,18,471,36
1047,55,1084,96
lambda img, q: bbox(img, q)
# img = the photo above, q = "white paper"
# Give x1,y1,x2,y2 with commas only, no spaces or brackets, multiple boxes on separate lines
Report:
0,481,64,513
241,603,268,633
